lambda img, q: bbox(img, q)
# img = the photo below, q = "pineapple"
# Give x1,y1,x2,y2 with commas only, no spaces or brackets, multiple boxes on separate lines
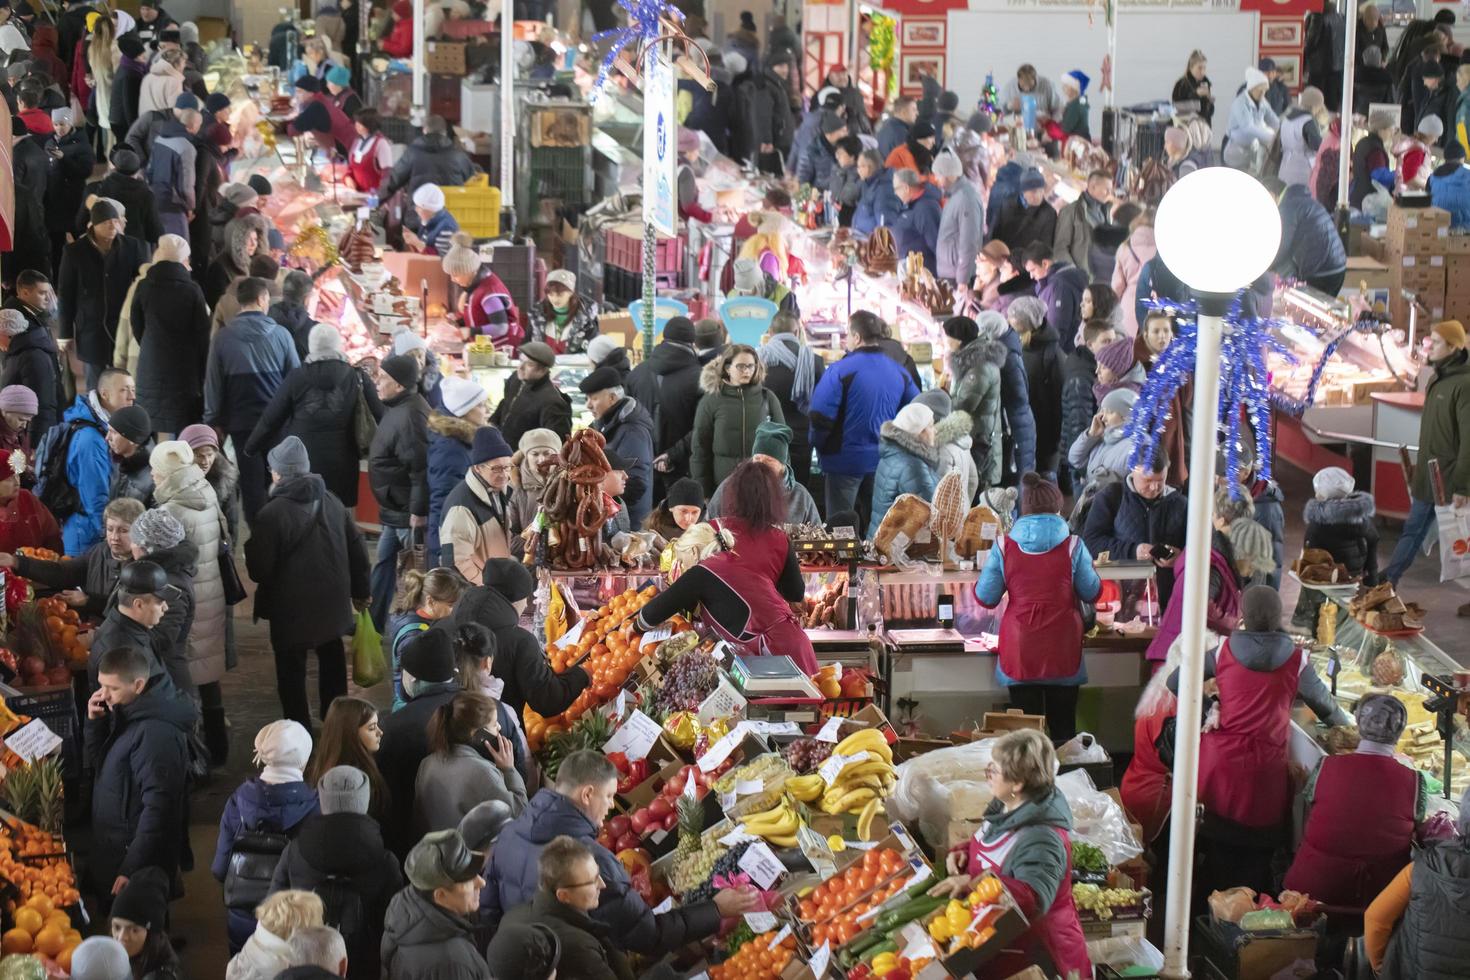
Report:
675,792,703,860
4,757,62,834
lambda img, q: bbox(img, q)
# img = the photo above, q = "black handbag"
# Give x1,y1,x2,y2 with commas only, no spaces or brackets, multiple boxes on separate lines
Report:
218,537,247,606
222,828,291,912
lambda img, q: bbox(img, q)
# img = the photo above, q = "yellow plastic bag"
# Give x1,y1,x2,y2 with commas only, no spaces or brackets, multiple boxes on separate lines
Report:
352,609,385,688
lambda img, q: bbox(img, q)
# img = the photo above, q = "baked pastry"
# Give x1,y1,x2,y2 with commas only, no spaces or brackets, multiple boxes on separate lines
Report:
863,227,897,276
931,472,967,550
873,494,932,565
957,504,1003,560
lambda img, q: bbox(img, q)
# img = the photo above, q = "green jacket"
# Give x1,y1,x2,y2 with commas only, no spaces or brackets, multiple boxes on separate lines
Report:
949,336,1007,489
1061,96,1090,140
690,351,786,496
1413,349,1470,503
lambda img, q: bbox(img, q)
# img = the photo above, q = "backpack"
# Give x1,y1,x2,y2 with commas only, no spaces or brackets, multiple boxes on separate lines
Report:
145,142,186,209
32,417,103,520
222,828,290,912
316,869,368,947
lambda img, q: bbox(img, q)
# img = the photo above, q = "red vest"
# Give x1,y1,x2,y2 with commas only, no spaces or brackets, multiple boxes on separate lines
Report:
997,535,1083,682
701,520,817,674
1120,707,1173,843
1283,752,1419,907
1197,638,1301,828
347,133,387,193
304,92,358,156
966,825,1093,979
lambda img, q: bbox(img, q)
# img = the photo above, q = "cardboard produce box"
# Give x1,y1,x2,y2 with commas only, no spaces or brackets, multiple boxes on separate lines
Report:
1387,203,1451,252
951,709,1046,742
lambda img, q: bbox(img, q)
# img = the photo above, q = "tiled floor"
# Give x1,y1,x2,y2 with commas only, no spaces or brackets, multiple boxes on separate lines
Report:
167,471,1470,974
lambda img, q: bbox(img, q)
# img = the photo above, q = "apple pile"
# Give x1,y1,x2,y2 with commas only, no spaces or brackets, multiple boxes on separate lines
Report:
597,761,731,853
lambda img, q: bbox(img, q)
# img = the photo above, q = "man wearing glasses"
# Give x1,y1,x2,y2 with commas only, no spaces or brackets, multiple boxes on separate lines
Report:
439,426,516,585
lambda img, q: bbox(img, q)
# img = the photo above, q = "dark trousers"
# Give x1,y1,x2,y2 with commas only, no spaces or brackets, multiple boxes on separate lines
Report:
231,430,270,526
1008,683,1080,742
370,525,411,631
1306,269,1346,297
273,637,347,729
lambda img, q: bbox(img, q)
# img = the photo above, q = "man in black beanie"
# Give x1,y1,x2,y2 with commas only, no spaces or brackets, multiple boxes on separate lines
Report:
366,353,431,628
580,368,654,527
111,33,150,146
626,315,703,495
77,146,164,245
439,426,515,586
378,629,462,856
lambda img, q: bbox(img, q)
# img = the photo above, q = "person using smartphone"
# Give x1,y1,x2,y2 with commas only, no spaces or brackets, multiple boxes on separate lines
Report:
413,690,527,837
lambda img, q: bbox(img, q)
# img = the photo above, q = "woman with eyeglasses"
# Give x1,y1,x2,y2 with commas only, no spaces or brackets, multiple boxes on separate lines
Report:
932,729,1092,979
689,344,785,498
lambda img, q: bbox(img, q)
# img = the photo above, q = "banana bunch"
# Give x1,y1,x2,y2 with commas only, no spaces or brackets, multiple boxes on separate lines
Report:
819,729,897,818
785,773,825,803
740,797,800,848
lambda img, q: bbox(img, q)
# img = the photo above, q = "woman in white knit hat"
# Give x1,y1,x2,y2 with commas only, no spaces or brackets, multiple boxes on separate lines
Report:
425,374,489,567
867,402,939,538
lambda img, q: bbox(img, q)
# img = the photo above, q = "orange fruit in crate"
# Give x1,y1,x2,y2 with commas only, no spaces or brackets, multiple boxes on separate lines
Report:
33,926,64,958
57,945,74,972
2,928,33,954
25,893,53,916
43,912,69,933
13,907,42,935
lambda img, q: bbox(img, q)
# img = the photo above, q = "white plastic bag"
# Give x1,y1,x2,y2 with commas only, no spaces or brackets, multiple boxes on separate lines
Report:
1435,503,1470,582
1363,182,1393,224
1056,732,1108,765
891,739,998,846
1057,768,1143,866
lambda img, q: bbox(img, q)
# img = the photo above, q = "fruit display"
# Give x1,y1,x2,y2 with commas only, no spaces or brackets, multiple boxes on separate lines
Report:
707,929,797,980
0,889,81,971
811,665,871,700
648,647,720,719
795,847,916,948
0,819,79,911
538,711,615,782
6,596,84,687
613,847,668,908
607,752,653,796
1071,883,1147,921
600,762,729,857
781,737,834,775
681,839,752,904
919,878,1007,957
818,729,897,820
713,754,793,818
667,795,730,896
733,796,800,847
1,758,63,834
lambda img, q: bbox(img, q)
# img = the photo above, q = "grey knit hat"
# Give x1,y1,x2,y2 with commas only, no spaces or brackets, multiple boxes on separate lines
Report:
1356,693,1408,745
318,765,372,815
267,435,311,479
1007,296,1047,333
130,509,186,553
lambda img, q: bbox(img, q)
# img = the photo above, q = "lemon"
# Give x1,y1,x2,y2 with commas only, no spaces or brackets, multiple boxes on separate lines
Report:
826,835,847,852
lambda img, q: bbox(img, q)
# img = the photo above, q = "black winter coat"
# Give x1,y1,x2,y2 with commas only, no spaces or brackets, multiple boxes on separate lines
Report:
88,602,193,696
1021,324,1066,475
379,131,477,200
187,138,224,287
45,128,94,243
498,893,636,980
369,390,430,528
109,58,148,135
111,441,155,505
135,540,200,690
750,69,795,154
442,585,590,719
1303,492,1379,584
243,474,368,650
132,260,211,434
625,341,704,472
1060,347,1098,469
377,681,457,857
82,674,197,889
14,542,121,620
0,301,66,438
593,396,656,528
57,231,151,367
268,300,317,360
77,172,165,246
269,811,404,980
992,198,1058,255
1082,478,1188,605
489,373,572,450
246,360,365,505
10,135,52,280
760,337,825,483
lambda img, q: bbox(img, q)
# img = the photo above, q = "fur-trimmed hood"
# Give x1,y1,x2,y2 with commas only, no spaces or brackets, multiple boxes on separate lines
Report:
878,420,940,466
1305,491,1375,525
699,348,768,395
950,336,1008,383
427,411,478,444
222,212,270,278
935,410,974,450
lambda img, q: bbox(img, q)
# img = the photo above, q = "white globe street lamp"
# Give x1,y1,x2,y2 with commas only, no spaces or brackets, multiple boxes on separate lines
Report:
1152,167,1281,980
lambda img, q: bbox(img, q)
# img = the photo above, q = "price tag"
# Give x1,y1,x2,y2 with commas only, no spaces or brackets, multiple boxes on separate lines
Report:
697,727,744,772
891,530,910,550
642,625,673,644
817,752,864,786
743,910,778,933
3,720,62,763
735,779,764,796
814,715,844,743
900,927,938,961
808,941,831,977
719,790,737,812
652,896,674,914
718,826,760,846
796,823,837,878
711,640,731,662
683,775,698,802
768,924,792,947
602,710,661,761
551,618,585,649
744,721,802,736
737,841,785,889
649,828,669,845
980,522,999,540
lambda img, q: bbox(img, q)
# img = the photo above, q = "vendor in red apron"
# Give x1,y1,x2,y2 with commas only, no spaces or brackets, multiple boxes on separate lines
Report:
441,235,524,350
974,473,1102,742
636,460,816,674
1284,693,1427,908
934,729,1092,980
0,446,61,554
1166,585,1350,895
347,108,394,193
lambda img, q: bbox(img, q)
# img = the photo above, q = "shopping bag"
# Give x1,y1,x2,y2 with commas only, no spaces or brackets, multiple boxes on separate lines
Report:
1434,503,1470,582
352,609,386,687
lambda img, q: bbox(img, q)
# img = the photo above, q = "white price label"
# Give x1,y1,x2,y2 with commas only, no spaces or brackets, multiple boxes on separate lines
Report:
796,823,837,878
817,751,865,786
719,826,760,846
900,927,938,961
891,530,910,550
551,618,585,649
744,721,802,736
711,640,731,662
768,924,792,948
743,910,778,932
652,896,674,914
683,775,699,802
735,779,764,796
980,522,999,540
649,828,669,845
602,709,661,761
696,724,747,772
642,625,673,644
814,715,844,743
719,790,737,812
737,841,785,889
808,942,831,977
3,720,62,763
613,689,627,720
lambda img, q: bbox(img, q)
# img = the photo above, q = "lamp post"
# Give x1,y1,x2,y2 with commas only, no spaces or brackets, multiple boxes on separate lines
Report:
1151,167,1281,980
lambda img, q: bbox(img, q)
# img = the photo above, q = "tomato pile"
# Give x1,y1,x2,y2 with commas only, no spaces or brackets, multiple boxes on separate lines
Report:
797,848,911,948
708,930,797,980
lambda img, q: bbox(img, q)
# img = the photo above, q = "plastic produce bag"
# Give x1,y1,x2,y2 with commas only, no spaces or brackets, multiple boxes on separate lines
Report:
1057,732,1109,764
1363,181,1393,224
1435,502,1470,582
891,739,999,845
1208,887,1257,924
1056,768,1142,865
352,609,385,687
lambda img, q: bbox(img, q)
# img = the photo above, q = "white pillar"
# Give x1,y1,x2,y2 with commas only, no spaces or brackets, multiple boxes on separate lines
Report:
1105,0,1117,112
848,0,860,86
501,0,517,227
1338,0,1358,213
1159,302,1226,980
411,0,427,124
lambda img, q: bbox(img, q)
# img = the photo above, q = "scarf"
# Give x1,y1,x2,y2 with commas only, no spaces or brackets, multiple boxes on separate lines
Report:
87,390,111,426
758,333,815,414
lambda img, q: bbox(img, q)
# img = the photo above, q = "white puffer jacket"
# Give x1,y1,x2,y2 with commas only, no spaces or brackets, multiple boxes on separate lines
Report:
225,924,292,980
155,463,228,684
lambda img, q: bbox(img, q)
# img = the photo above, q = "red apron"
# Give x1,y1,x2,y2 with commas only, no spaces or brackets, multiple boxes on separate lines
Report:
464,268,525,349
307,92,359,155
966,824,1093,979
0,490,62,555
997,535,1083,682
347,133,387,192
1283,752,1419,907
1119,707,1173,843
699,523,817,674
1197,638,1301,828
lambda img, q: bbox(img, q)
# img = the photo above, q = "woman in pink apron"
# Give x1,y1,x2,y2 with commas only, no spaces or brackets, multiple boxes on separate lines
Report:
637,461,817,674
975,473,1102,741
934,730,1092,980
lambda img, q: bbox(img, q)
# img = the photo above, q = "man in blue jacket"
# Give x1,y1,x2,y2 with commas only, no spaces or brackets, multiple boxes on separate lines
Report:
853,150,901,235
1268,178,1348,296
891,168,943,273
876,96,917,160
796,111,847,189
582,367,655,527
1430,139,1470,228
481,750,759,954
204,277,300,523
809,310,920,528
39,368,141,556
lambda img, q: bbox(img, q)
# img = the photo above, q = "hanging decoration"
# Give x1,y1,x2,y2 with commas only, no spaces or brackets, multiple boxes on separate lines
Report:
1125,294,1310,497
978,72,1000,120
868,13,896,77
588,0,685,96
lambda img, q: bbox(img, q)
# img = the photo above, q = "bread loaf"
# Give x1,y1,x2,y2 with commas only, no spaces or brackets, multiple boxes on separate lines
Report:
957,505,1002,559
874,494,932,564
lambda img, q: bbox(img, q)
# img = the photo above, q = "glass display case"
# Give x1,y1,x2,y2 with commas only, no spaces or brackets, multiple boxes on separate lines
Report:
1274,286,1417,412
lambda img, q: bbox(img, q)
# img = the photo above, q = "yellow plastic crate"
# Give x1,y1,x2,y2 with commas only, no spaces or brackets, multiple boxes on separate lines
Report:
441,174,502,239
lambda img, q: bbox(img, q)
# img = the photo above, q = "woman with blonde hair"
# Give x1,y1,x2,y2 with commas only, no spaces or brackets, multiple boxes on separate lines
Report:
224,890,325,980
1171,49,1215,124
89,14,118,156
385,567,468,710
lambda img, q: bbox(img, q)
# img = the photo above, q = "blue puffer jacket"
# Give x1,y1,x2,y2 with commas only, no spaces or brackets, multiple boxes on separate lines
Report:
481,789,722,954
868,422,940,538
1431,162,1470,228
998,328,1037,478
986,161,1023,239
853,168,902,235
893,181,944,274
203,311,301,435
797,129,839,188
425,412,475,568
49,395,111,556
212,777,319,951
809,347,920,477
1273,184,1346,280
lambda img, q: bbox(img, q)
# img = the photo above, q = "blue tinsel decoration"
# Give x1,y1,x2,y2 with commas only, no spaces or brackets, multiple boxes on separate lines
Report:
589,0,684,97
1124,294,1304,498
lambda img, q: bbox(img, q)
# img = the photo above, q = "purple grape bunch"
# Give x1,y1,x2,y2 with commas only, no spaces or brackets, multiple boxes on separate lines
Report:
781,737,834,774
652,650,720,716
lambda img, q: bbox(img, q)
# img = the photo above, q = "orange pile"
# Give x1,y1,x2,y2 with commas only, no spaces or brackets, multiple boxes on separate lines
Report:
0,824,79,911
1,892,83,968
526,588,687,752
34,595,85,668
708,930,797,980
797,847,911,948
